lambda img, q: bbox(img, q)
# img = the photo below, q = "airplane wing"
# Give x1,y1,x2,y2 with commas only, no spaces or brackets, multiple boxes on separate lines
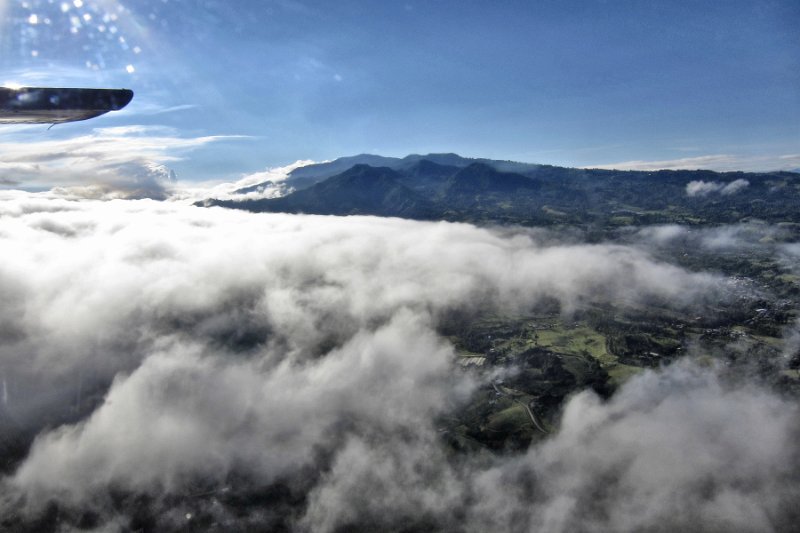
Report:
0,87,134,125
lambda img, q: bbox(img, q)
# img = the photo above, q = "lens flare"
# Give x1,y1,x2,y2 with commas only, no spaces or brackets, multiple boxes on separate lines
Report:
0,0,157,77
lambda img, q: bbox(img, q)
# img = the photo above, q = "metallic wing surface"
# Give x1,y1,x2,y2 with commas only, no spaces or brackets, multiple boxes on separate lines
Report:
0,87,134,125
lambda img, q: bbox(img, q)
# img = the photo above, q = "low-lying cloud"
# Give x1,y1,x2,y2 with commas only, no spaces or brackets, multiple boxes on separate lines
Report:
171,159,314,203
0,193,796,531
465,363,799,532
635,222,791,251
686,178,750,197
302,363,800,533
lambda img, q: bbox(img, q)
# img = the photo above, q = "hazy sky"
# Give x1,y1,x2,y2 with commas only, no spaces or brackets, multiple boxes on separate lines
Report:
1,0,798,183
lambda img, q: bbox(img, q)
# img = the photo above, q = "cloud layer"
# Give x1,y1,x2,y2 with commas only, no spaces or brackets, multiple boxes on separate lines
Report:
171,159,315,203
0,193,797,531
0,126,234,199
589,153,800,172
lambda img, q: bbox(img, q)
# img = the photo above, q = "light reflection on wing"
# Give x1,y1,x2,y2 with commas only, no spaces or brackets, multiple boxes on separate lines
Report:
0,87,133,124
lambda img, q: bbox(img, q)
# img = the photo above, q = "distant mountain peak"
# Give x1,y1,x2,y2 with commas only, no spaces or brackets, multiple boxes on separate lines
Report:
446,162,540,194
199,154,800,228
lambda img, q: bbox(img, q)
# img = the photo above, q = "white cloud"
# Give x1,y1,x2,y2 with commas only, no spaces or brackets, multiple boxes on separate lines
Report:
0,195,794,530
635,224,688,244
589,154,800,172
721,178,750,195
453,362,799,533
686,179,725,196
635,223,792,255
686,178,749,197
0,126,238,198
170,159,315,203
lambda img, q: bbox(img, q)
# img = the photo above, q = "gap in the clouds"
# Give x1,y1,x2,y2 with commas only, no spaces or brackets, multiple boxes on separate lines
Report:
0,195,798,532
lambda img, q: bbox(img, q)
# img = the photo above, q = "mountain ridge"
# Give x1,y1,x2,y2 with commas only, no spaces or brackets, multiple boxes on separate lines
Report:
200,154,800,228
213,164,439,219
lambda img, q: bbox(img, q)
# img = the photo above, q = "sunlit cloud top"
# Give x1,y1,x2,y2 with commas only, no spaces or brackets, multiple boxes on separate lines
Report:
0,124,240,198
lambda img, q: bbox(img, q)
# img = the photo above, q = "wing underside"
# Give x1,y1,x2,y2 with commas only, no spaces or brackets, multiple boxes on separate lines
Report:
0,87,134,124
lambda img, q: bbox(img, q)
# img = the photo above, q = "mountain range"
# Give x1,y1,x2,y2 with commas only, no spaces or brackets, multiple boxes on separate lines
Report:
200,154,800,227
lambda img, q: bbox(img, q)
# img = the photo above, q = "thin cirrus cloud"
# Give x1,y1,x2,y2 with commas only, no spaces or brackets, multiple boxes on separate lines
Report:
588,153,800,172
0,125,242,198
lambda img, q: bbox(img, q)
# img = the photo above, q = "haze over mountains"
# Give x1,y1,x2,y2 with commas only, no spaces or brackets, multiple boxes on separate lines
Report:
201,154,800,227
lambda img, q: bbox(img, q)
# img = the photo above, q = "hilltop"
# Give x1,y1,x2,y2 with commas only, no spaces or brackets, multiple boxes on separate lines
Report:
200,154,800,228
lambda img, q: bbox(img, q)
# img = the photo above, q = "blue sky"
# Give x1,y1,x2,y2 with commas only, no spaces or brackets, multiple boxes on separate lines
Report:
1,0,798,186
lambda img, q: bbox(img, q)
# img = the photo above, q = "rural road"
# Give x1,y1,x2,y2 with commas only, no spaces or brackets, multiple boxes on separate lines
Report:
492,382,548,434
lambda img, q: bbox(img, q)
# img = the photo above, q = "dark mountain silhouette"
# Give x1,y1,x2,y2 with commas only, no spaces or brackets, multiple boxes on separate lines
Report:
284,154,402,191
208,164,439,219
200,155,800,228
444,163,540,195
395,159,461,194
397,152,475,170
233,180,275,195
233,153,543,196
280,153,545,192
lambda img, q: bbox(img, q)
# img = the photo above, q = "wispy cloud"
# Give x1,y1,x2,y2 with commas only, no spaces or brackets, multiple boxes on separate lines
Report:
0,65,110,89
587,154,800,172
120,102,200,117
0,126,242,198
